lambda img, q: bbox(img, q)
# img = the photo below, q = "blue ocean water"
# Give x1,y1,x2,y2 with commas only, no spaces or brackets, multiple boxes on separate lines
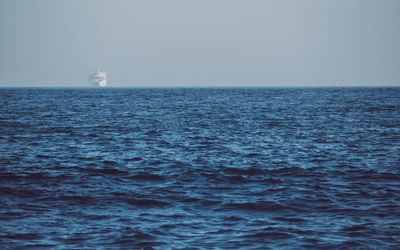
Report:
0,87,399,248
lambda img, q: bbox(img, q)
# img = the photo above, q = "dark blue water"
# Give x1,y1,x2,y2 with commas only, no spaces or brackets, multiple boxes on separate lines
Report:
1,88,399,248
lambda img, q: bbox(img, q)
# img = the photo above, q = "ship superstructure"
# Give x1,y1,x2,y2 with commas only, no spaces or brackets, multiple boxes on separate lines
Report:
88,69,107,87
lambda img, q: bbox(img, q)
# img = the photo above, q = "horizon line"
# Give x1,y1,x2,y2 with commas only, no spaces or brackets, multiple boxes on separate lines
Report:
1,84,400,89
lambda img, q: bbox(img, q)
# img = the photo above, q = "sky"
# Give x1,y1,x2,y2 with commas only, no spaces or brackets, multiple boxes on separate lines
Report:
0,0,399,87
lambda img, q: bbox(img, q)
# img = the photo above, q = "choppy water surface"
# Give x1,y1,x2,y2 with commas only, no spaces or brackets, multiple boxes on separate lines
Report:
1,88,399,248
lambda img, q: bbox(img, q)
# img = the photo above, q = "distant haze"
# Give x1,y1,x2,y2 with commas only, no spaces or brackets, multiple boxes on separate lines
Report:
1,0,399,87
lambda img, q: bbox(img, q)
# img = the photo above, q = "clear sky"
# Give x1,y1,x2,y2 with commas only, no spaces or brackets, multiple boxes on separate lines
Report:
0,0,399,87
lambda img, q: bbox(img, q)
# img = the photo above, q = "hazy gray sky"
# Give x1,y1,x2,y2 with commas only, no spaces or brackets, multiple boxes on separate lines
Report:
0,0,399,87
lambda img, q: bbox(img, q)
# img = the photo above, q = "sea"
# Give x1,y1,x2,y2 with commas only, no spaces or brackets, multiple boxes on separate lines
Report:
0,87,399,249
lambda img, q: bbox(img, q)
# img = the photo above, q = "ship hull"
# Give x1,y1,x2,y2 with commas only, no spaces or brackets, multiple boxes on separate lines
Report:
89,80,107,87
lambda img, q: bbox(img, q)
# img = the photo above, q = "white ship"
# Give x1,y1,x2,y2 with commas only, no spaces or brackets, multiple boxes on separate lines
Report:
88,69,107,87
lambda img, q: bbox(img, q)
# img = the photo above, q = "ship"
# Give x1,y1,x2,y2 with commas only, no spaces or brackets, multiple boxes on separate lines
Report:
88,69,107,87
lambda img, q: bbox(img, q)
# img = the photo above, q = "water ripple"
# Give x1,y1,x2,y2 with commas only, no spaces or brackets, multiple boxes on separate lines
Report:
0,88,399,248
